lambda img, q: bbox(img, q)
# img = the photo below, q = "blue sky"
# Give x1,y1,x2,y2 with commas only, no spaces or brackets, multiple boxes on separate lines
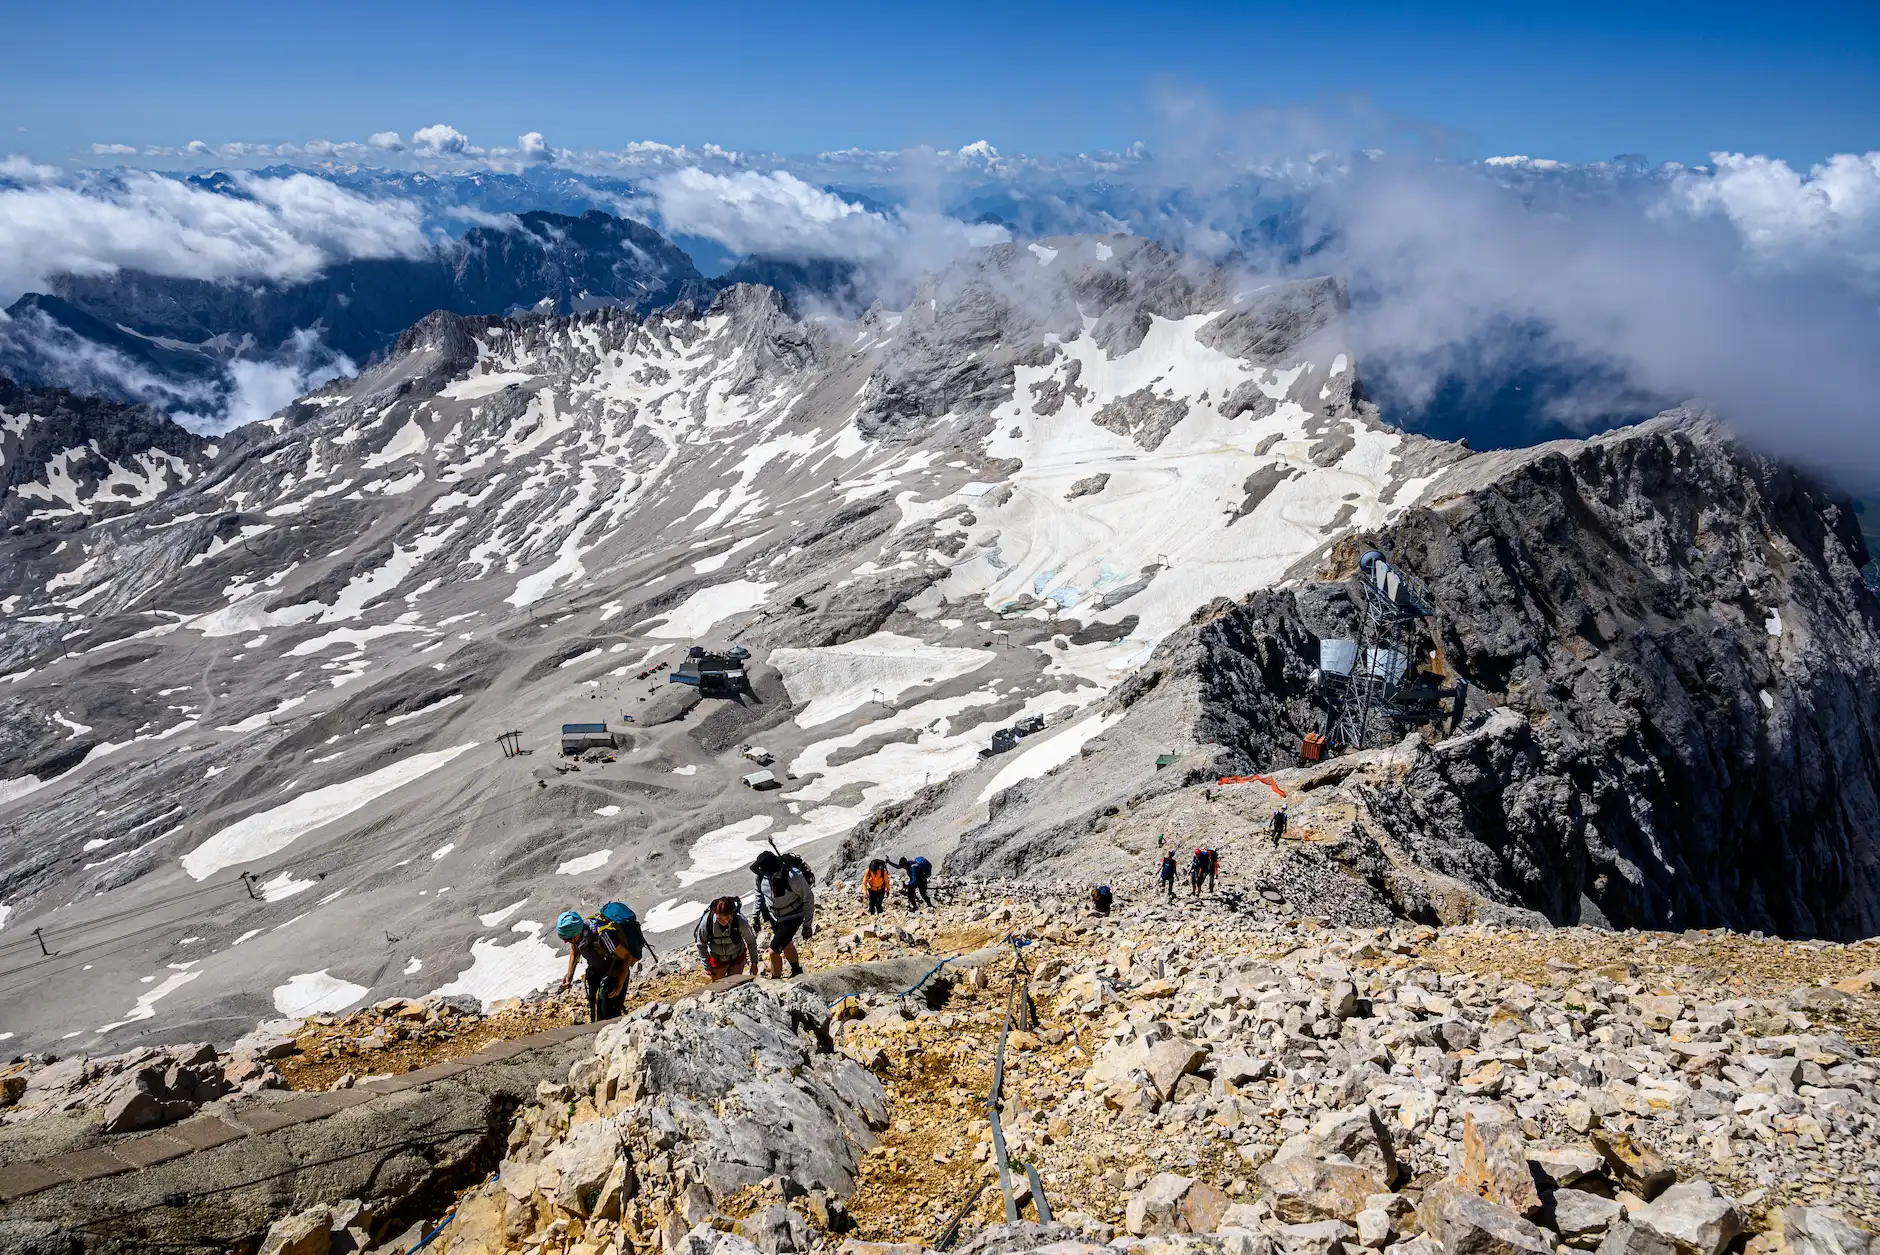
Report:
4,0,1876,166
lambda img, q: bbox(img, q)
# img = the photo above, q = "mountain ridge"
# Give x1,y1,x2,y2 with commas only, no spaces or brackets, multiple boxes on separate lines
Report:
0,236,1873,1060
0,209,717,423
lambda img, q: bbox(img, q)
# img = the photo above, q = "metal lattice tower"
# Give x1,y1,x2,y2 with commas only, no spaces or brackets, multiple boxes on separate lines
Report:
1316,551,1464,753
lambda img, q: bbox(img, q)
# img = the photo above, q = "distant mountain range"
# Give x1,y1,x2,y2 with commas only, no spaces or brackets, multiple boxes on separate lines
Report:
0,210,718,423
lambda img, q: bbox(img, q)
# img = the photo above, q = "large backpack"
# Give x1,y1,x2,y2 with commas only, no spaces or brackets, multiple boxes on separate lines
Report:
778,850,816,886
593,901,647,960
909,856,931,884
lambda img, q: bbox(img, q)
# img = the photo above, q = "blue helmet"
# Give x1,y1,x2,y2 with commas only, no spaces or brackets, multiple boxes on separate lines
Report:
556,910,585,941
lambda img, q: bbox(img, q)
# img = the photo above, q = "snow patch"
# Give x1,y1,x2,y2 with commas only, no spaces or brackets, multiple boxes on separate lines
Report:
478,899,529,927
643,580,772,638
556,849,612,875
676,815,774,886
215,694,306,732
977,709,1120,804
181,743,478,879
273,970,369,1018
98,968,202,1033
770,632,993,728
386,693,461,725
439,371,535,400
259,871,317,901
642,898,706,933
427,920,563,1011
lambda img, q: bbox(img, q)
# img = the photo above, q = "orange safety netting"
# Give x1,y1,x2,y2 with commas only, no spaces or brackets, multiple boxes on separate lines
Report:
1216,774,1287,797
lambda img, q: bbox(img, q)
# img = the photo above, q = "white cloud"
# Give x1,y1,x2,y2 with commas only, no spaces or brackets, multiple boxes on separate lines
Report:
176,329,355,433
367,131,405,151
645,168,900,260
1,155,62,185
1315,156,1880,479
0,169,429,301
0,306,355,434
413,123,473,156
91,143,138,157
184,140,212,157
1672,151,1880,277
445,205,523,230
0,303,221,411
518,131,552,164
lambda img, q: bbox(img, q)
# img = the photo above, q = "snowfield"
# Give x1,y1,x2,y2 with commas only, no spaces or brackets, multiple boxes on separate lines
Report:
180,744,479,880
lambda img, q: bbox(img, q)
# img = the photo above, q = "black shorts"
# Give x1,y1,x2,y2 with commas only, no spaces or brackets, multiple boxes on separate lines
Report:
769,915,804,953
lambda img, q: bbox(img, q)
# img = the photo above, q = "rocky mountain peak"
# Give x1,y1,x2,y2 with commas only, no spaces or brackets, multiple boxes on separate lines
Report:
0,234,1871,1063
0,375,215,532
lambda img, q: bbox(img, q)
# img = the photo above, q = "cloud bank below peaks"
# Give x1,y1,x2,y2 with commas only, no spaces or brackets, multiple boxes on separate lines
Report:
635,167,1008,297
0,167,429,302
1311,153,1880,480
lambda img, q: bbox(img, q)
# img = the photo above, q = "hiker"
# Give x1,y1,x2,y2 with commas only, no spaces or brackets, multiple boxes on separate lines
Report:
1159,852,1177,900
1190,847,1209,898
557,908,631,1022
1090,884,1113,916
1201,847,1220,893
895,855,935,910
694,895,760,980
752,849,816,979
1270,807,1288,843
864,859,891,914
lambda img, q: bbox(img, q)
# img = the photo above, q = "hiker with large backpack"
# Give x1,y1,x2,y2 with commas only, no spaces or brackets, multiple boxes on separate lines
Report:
752,848,816,979
1189,848,1210,898
694,895,760,980
1159,852,1177,900
894,854,934,910
863,859,891,914
556,901,646,1022
1201,848,1220,893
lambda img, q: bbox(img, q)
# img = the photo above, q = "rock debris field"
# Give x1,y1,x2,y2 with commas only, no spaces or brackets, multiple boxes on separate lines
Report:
226,885,1880,1255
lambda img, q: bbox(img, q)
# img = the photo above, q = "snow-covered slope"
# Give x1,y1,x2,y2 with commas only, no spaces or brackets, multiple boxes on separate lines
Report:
0,236,1463,1050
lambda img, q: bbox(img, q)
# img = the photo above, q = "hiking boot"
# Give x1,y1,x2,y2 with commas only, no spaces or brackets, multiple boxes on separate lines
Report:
788,960,804,978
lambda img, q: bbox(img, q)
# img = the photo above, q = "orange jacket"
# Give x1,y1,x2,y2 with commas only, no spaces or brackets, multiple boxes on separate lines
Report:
864,868,890,892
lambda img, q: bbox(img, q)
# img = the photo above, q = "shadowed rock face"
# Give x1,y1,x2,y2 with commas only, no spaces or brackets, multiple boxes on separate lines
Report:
946,415,1880,939
0,377,215,528
1379,415,1880,938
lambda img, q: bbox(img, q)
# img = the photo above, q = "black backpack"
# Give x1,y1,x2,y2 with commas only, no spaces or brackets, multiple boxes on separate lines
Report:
779,851,816,886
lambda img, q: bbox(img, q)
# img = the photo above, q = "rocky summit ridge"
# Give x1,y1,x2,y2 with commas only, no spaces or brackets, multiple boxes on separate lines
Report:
11,886,1880,1255
0,232,1872,1066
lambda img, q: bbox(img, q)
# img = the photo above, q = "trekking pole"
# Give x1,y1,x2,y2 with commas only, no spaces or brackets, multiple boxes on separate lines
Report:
33,928,50,957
